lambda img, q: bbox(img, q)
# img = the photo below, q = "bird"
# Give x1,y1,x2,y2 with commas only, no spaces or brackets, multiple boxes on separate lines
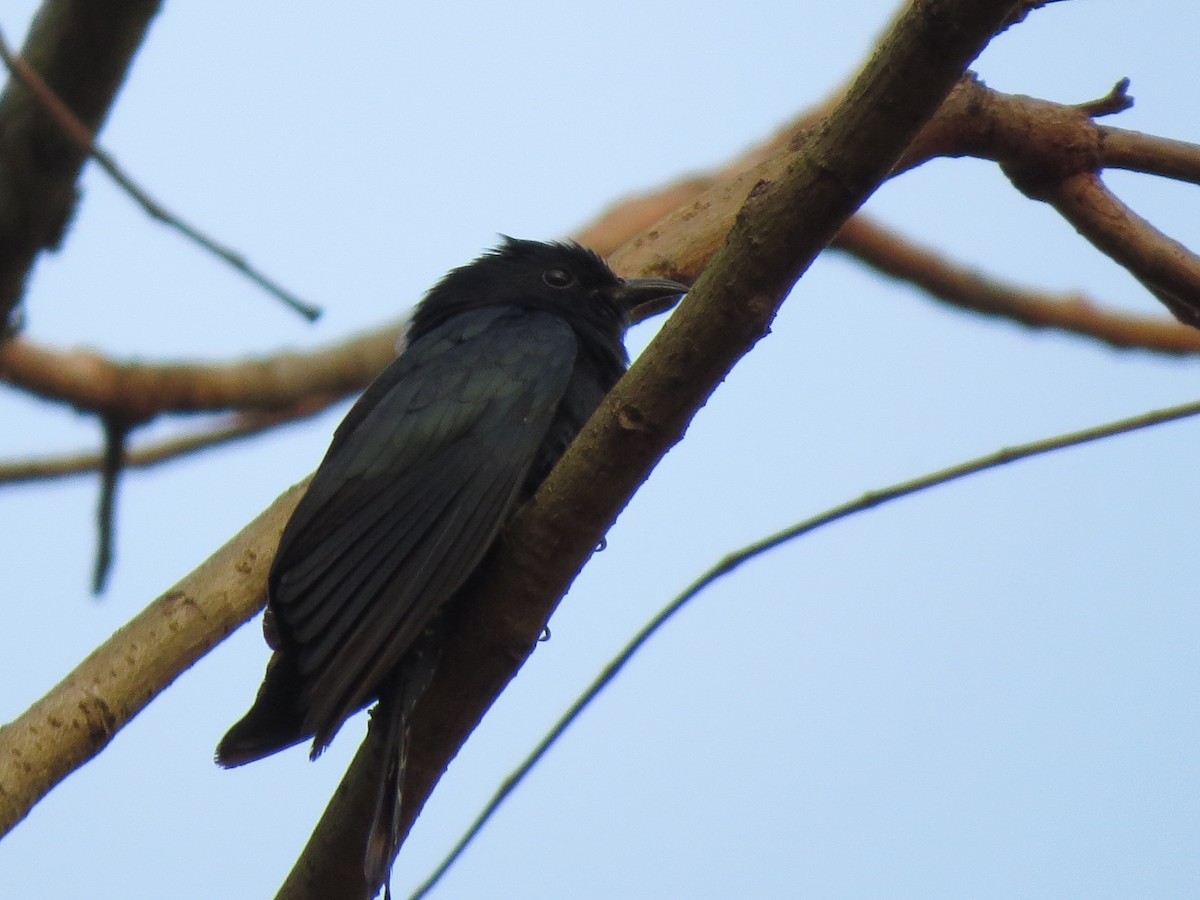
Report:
215,237,686,896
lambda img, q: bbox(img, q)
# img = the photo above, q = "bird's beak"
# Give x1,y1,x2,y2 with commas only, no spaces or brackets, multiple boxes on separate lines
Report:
612,276,689,325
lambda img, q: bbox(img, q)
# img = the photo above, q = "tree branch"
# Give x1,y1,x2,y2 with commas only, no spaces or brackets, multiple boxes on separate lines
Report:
907,74,1200,325
91,413,130,593
0,481,305,838
0,324,403,418
1100,126,1200,184
1032,172,1200,327
0,405,331,485
832,213,1200,354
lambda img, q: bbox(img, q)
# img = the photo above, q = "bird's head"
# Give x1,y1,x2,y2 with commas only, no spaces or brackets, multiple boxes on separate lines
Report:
409,237,687,342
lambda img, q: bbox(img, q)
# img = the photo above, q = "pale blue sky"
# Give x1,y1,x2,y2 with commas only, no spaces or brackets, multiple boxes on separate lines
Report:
1,2,1197,898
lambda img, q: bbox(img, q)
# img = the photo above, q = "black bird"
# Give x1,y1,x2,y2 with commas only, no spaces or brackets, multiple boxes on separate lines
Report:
216,238,686,895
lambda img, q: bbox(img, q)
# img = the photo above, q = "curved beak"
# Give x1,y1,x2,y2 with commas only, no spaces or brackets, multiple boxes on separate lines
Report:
611,276,689,325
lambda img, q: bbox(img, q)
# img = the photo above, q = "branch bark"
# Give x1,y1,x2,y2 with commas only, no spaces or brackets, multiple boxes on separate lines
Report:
0,481,305,837
0,325,403,418
1033,172,1200,328
832,214,1200,354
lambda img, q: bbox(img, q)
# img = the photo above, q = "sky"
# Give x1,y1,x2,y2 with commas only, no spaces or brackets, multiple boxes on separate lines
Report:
1,1,1198,898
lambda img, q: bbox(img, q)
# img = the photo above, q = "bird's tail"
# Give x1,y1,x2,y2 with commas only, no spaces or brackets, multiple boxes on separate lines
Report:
365,693,409,899
363,625,442,898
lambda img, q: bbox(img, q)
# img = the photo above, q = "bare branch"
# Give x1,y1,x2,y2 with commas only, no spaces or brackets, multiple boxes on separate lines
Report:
1038,173,1200,328
1100,125,1200,185
0,405,332,485
832,214,1200,354
1001,0,1073,31
0,481,306,838
0,324,402,418
900,74,1200,326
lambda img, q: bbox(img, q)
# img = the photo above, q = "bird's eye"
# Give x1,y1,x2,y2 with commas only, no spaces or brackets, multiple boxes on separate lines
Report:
543,268,575,288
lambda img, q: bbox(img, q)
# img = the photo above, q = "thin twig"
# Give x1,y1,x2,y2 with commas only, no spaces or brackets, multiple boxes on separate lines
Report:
0,407,330,485
409,393,1200,899
0,27,321,322
1074,77,1133,118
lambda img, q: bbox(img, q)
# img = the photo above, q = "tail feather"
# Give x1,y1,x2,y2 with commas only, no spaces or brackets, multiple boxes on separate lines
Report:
362,624,442,898
365,696,409,899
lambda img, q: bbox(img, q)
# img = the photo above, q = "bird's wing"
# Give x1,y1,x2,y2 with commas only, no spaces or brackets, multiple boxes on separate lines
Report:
269,307,578,747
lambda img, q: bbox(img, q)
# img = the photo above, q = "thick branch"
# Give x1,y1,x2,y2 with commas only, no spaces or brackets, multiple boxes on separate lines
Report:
0,324,402,418
0,482,305,837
